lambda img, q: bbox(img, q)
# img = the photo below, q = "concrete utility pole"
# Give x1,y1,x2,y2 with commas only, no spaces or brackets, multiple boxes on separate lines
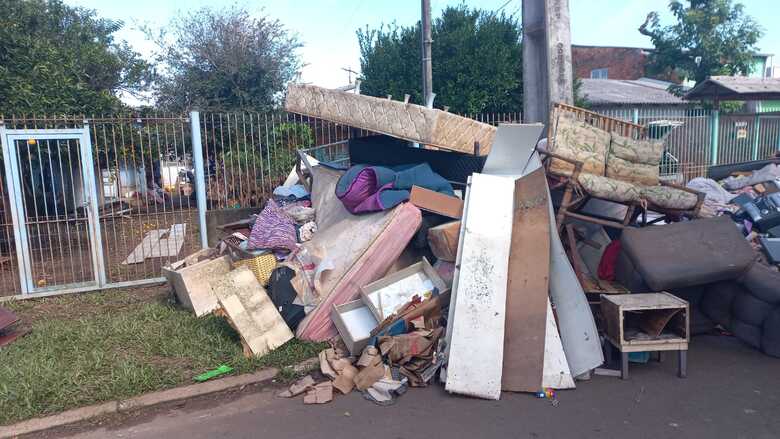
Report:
522,0,574,125
421,0,433,105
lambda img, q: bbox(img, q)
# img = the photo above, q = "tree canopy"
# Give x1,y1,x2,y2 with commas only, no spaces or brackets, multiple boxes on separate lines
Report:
357,5,522,114
639,0,763,85
149,6,302,112
0,0,152,115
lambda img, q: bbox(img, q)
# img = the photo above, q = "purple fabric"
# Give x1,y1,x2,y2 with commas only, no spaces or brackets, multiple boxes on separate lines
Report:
337,167,390,214
247,199,298,251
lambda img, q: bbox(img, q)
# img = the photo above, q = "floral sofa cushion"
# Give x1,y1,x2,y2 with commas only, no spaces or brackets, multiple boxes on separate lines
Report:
606,156,659,186
640,185,699,210
578,174,641,204
550,115,610,177
610,133,663,165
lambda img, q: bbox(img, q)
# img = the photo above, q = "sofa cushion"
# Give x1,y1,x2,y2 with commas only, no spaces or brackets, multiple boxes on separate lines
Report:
732,320,763,350
614,250,652,293
738,262,780,304
639,185,699,211
619,216,756,291
606,156,659,186
578,174,641,204
700,281,742,328
610,133,664,165
550,115,610,176
762,309,780,358
733,292,775,327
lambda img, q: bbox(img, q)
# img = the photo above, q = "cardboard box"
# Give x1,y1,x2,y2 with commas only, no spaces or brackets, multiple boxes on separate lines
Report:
427,220,461,262
360,257,449,321
331,299,379,356
409,186,463,219
162,249,232,317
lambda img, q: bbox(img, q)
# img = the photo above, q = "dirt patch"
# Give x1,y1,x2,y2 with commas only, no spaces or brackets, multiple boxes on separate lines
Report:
6,285,171,330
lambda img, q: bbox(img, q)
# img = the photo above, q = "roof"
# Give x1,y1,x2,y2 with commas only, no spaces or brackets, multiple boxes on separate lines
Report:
580,78,685,105
684,76,780,101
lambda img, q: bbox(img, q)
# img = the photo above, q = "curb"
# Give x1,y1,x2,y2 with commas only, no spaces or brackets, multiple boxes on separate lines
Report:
0,366,282,438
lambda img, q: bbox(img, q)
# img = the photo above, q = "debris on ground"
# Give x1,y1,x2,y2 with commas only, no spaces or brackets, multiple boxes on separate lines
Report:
159,92,780,411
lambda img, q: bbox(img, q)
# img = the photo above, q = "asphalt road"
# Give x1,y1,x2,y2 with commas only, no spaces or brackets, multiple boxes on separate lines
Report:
59,335,780,439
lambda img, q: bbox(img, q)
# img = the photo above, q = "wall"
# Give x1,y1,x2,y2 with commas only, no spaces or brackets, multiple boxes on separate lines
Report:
572,46,647,80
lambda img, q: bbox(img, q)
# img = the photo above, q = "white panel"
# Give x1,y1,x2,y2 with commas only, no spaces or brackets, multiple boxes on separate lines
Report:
542,300,575,389
481,124,604,378
444,173,514,400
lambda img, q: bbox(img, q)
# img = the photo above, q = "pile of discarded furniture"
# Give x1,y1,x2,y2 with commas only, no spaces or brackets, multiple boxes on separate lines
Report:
163,85,779,406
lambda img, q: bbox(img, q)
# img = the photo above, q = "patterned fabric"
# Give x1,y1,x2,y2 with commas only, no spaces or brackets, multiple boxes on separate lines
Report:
247,199,298,251
609,134,663,165
577,174,641,203
550,115,610,176
606,155,659,186
640,185,699,210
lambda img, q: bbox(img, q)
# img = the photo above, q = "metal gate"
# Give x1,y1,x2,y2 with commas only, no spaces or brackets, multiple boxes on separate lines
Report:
0,126,105,294
0,116,203,299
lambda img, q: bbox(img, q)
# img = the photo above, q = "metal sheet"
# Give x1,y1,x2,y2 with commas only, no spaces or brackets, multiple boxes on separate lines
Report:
483,124,603,377
444,173,514,400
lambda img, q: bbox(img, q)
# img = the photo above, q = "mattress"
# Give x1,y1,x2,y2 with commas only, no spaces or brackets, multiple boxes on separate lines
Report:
295,167,422,341
285,84,496,156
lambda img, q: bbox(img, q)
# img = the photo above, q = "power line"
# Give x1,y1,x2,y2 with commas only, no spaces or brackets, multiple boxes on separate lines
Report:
496,0,513,13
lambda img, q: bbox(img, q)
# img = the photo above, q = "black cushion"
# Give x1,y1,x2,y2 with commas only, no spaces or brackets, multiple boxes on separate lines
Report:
619,217,755,291
738,262,780,304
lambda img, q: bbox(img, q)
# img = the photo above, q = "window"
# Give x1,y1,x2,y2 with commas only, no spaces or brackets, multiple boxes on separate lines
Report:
590,68,609,79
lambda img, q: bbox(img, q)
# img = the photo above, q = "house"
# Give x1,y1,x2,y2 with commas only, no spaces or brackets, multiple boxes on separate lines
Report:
572,44,774,82
579,77,687,114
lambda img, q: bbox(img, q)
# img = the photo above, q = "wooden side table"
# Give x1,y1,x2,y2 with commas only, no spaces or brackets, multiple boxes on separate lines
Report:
601,292,689,379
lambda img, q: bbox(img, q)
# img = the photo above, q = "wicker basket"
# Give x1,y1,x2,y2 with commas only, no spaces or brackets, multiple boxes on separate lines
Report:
232,253,277,286
222,239,277,286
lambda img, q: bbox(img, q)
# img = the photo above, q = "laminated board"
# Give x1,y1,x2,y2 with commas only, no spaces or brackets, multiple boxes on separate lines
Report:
212,266,294,357
444,173,515,400
501,167,551,392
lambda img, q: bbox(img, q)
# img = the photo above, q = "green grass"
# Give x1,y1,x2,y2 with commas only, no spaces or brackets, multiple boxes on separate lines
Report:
0,288,325,426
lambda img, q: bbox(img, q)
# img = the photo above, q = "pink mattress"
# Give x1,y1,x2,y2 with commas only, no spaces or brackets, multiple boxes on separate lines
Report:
295,171,422,341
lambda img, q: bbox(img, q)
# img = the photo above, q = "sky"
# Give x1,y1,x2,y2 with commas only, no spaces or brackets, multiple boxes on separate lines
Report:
64,0,780,104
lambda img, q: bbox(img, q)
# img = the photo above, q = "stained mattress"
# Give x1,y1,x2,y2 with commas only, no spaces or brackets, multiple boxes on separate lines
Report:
295,166,422,341
285,84,496,156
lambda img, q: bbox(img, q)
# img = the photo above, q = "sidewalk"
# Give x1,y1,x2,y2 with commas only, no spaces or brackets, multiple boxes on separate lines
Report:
52,335,780,439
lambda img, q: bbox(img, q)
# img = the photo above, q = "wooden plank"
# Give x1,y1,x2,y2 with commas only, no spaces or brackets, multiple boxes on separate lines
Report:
542,300,575,389
211,266,293,357
444,173,514,400
122,229,167,264
502,167,550,393
122,224,186,264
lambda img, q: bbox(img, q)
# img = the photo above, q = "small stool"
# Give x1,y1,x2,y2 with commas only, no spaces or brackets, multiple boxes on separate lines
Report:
601,292,689,379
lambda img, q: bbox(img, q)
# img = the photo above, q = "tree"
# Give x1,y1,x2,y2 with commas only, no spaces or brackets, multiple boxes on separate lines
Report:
0,0,152,115
357,5,521,114
149,6,302,112
639,0,763,86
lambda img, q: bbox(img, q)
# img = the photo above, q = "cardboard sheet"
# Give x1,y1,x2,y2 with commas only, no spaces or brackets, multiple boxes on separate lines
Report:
409,186,463,219
501,167,551,392
444,173,514,400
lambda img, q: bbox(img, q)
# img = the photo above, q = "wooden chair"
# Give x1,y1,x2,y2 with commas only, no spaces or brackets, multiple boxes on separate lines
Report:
539,103,705,232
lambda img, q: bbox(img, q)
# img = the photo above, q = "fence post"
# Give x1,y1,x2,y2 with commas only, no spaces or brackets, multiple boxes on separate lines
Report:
632,107,639,125
710,109,720,165
190,111,209,249
752,113,761,161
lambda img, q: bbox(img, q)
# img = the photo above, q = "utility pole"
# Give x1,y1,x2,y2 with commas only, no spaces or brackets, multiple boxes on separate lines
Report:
522,0,574,125
421,0,433,106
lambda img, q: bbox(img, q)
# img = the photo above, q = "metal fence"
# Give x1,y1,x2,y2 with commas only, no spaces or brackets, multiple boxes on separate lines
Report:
0,110,520,299
597,106,780,181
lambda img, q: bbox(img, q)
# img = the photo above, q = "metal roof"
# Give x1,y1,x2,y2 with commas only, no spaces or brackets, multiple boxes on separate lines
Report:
684,76,780,101
580,78,685,105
